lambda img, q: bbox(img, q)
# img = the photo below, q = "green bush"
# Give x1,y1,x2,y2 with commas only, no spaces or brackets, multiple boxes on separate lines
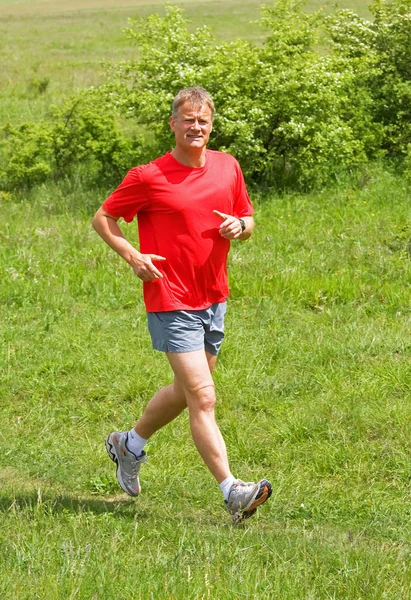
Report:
102,1,384,189
326,0,411,161
1,121,54,188
0,95,143,191
2,0,411,192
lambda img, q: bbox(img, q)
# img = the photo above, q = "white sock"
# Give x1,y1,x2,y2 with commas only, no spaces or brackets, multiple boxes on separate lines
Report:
126,428,147,458
219,475,236,501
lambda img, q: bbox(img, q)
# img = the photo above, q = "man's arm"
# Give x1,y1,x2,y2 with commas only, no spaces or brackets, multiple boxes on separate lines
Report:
213,210,255,241
92,207,166,281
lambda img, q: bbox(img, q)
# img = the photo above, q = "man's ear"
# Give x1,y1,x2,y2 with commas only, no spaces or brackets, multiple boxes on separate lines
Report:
169,115,175,132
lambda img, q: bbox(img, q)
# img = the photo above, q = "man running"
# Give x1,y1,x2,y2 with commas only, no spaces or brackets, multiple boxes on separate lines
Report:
92,87,271,522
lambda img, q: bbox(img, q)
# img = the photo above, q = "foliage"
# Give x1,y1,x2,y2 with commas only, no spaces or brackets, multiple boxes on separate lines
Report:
103,1,376,188
326,0,411,161
0,94,143,190
1,0,411,191
100,0,411,188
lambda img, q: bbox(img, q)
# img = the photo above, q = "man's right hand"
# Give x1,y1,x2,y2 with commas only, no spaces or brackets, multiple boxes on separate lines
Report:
130,252,166,282
92,207,166,283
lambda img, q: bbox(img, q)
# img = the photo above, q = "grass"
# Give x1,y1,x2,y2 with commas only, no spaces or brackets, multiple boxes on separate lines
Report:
1,168,411,598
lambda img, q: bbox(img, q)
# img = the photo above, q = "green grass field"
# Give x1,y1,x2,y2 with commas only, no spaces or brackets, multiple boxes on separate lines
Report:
1,0,411,598
2,170,411,598
1,0,370,124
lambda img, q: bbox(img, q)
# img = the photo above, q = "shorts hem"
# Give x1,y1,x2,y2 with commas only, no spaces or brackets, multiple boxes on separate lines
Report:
153,344,205,354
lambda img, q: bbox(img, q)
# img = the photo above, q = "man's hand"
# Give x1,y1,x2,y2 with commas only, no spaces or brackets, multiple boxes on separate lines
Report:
92,207,166,282
213,210,243,240
130,253,166,282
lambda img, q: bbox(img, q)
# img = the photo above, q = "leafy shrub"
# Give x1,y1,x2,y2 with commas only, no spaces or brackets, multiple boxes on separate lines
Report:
0,94,143,191
1,121,54,188
102,1,383,189
326,0,411,161
2,0,411,192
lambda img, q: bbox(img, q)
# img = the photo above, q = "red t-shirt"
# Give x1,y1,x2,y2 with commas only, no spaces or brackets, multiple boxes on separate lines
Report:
102,149,254,312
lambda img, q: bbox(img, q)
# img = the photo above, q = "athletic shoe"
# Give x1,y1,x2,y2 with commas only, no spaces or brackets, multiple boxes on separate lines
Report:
105,431,148,496
226,479,272,522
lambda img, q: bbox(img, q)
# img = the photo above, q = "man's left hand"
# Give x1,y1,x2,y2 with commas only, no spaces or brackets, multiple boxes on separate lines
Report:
213,210,243,240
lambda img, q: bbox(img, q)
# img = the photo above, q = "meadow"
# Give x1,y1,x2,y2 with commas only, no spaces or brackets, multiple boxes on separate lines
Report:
1,1,411,599
1,0,370,124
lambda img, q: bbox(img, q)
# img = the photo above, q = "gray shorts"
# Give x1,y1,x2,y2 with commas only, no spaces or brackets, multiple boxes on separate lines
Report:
147,302,226,355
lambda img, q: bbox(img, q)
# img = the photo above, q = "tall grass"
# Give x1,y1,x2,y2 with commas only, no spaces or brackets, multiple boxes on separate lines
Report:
1,168,411,598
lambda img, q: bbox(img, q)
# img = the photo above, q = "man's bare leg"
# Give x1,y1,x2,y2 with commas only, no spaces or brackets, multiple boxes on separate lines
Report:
133,379,187,440
106,348,272,519
202,352,230,477
133,351,218,440
167,349,231,484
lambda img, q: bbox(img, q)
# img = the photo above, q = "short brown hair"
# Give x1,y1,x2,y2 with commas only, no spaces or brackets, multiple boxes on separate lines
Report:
172,87,215,119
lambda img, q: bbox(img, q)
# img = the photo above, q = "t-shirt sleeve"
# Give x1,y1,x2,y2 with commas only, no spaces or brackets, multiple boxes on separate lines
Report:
102,166,149,223
232,160,254,218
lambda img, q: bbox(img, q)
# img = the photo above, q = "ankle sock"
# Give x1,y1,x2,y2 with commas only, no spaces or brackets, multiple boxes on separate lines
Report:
219,475,236,501
126,428,147,458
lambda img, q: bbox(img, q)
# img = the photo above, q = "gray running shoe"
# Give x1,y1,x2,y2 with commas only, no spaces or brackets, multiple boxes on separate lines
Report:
105,431,148,496
226,479,272,522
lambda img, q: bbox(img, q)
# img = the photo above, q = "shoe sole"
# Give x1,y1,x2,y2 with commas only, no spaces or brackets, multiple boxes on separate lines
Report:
105,434,140,497
235,479,273,522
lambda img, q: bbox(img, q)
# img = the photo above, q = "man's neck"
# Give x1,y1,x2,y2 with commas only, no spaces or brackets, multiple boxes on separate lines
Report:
170,147,207,168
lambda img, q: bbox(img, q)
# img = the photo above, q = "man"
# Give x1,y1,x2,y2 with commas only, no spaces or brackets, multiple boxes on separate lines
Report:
92,87,271,522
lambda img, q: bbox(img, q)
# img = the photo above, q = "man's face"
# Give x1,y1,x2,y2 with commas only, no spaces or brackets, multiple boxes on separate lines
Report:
170,102,213,151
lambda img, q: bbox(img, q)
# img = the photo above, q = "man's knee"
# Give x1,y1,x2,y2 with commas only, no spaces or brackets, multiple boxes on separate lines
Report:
186,383,216,413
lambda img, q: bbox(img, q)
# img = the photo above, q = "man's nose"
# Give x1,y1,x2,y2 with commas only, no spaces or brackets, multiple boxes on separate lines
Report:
190,119,201,129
